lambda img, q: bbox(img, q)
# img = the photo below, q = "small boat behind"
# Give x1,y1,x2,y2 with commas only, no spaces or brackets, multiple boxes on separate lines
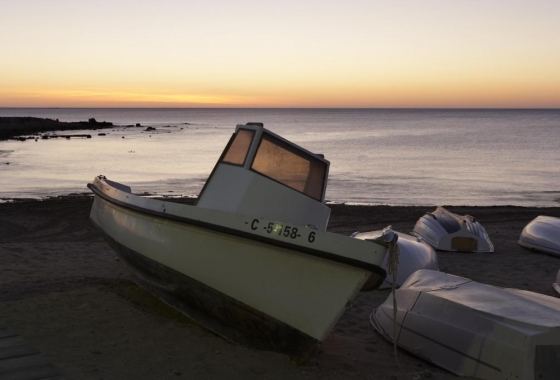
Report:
371,269,560,380
518,216,560,257
352,227,438,289
88,122,390,361
554,269,560,295
412,206,493,252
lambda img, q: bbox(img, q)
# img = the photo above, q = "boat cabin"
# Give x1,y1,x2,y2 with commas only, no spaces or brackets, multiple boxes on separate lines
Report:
197,123,331,231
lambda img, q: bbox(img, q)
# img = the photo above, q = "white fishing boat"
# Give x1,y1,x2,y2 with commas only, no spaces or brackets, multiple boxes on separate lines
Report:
412,206,494,252
351,227,438,288
88,122,390,360
371,269,560,380
518,216,560,257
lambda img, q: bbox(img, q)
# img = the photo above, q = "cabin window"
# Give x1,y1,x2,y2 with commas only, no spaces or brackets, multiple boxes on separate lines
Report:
221,129,255,166
251,133,327,201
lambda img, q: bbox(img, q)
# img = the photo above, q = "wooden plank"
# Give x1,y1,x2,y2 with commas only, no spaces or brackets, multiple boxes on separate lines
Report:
0,334,36,360
451,236,478,252
0,329,18,340
0,336,32,349
0,325,64,380
0,354,62,380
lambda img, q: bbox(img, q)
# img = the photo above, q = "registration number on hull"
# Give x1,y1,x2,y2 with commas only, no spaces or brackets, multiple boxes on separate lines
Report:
248,219,316,243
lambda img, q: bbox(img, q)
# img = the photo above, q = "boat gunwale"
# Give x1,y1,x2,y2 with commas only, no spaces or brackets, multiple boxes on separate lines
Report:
88,181,387,280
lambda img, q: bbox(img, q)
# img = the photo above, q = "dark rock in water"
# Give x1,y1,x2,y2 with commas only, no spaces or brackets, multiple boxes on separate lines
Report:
145,126,156,131
77,119,112,127
66,136,71,139
122,136,125,139
5,162,9,165
98,133,106,136
17,137,26,141
136,123,141,127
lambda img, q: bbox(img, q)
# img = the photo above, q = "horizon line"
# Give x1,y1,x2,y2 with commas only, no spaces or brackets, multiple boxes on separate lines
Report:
1,107,559,111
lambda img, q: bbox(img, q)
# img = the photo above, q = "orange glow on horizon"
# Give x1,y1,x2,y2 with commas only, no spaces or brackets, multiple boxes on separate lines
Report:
1,78,557,109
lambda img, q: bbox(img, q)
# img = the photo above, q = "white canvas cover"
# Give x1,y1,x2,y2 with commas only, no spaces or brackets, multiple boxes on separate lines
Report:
352,228,438,289
372,269,560,380
518,216,560,257
554,269,560,295
412,206,493,252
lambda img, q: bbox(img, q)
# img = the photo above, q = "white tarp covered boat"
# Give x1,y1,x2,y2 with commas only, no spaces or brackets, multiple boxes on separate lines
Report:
518,216,560,257
554,269,560,295
88,123,390,360
412,206,494,252
351,227,438,289
371,269,560,380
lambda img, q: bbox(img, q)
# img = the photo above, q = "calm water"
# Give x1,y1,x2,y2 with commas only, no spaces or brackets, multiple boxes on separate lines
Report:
1,108,559,206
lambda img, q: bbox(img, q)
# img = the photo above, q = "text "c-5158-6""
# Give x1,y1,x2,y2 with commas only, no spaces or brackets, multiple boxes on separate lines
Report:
250,219,316,243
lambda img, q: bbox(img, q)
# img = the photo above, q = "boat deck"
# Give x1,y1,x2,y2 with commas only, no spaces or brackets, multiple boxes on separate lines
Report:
0,325,65,380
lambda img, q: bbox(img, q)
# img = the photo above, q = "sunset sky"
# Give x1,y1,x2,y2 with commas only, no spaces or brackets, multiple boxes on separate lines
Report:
1,0,559,108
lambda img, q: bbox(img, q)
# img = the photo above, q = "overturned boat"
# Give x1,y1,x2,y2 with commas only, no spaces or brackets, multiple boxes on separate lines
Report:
371,269,560,380
412,206,493,252
518,216,560,257
351,227,438,289
88,123,389,360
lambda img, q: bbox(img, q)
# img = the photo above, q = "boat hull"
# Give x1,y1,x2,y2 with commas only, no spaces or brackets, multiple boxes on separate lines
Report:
89,177,387,360
518,216,560,257
94,223,319,359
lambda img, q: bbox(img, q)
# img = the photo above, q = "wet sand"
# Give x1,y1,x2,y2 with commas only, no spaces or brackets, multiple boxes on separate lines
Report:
1,195,559,379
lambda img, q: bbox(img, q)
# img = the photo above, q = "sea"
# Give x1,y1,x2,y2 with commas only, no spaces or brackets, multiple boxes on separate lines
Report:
0,108,559,207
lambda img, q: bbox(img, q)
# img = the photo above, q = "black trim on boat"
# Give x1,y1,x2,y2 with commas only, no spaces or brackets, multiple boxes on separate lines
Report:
87,181,387,284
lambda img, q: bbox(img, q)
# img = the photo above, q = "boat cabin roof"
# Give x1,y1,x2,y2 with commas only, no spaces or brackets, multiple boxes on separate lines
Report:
203,123,330,202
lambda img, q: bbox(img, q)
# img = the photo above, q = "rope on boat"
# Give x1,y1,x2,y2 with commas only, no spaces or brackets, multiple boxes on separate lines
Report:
387,233,416,380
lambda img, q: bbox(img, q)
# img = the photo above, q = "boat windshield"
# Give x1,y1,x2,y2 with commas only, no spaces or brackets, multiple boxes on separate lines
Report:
251,133,327,201
222,129,255,166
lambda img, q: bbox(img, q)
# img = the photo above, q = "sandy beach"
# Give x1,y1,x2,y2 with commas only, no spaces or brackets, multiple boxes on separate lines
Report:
1,195,559,379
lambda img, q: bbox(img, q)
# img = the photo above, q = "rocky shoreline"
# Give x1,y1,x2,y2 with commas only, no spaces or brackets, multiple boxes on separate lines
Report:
0,117,114,141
